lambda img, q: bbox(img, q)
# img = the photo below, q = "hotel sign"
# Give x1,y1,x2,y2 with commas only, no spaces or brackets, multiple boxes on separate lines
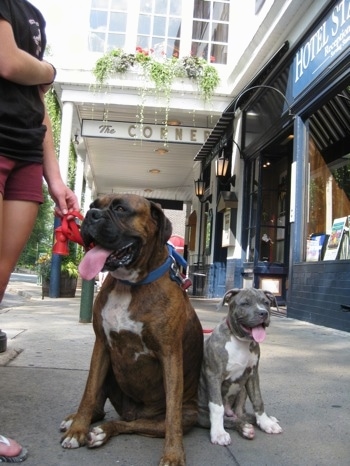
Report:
82,120,211,144
292,0,350,98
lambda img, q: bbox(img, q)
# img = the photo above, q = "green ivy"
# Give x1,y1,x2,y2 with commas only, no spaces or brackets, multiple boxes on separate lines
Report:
93,49,220,138
93,49,220,103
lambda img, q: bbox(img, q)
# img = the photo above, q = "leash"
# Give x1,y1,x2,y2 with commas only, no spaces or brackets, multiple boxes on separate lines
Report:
52,211,87,255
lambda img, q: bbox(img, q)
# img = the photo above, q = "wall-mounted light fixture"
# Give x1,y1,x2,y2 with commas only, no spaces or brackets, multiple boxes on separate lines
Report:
216,154,229,178
74,133,80,145
194,177,206,201
215,153,236,188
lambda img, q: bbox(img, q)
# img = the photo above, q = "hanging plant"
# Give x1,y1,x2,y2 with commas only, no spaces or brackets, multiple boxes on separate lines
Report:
181,56,205,79
197,64,221,102
92,48,220,135
93,48,220,99
93,49,136,83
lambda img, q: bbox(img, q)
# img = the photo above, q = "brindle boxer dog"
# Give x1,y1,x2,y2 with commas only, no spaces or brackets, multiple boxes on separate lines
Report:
197,288,282,445
60,194,203,466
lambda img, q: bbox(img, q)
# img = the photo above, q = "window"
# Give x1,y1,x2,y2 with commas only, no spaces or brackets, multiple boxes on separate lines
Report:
192,0,230,64
88,0,230,64
89,0,128,52
89,0,182,57
137,0,182,57
306,87,350,261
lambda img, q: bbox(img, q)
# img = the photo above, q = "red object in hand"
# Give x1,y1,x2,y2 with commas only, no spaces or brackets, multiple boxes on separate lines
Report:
52,211,85,255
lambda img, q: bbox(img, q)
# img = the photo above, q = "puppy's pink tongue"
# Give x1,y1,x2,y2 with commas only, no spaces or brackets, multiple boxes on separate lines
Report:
252,325,266,343
78,246,112,281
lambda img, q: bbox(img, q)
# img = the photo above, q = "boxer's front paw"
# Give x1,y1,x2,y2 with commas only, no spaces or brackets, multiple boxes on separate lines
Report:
87,426,108,448
61,429,88,449
60,418,73,432
60,417,89,449
159,448,186,466
256,412,282,434
210,427,232,445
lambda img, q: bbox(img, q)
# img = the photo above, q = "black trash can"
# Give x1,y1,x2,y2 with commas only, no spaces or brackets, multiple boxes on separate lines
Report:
192,272,206,296
0,329,7,353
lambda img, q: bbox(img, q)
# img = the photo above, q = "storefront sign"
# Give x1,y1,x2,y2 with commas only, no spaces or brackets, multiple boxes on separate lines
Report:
292,0,350,98
82,120,211,144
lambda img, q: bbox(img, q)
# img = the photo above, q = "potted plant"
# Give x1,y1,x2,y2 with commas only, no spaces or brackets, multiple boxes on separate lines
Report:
59,257,79,298
38,254,79,298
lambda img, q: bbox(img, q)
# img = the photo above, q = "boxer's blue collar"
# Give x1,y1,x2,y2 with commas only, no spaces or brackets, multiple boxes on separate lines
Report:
118,244,188,286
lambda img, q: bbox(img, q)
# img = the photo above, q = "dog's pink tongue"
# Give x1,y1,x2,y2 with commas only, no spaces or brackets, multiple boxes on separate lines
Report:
78,246,112,281
252,325,266,343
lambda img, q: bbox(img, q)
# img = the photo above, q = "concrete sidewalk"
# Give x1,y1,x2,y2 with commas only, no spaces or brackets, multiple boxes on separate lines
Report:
1,278,349,465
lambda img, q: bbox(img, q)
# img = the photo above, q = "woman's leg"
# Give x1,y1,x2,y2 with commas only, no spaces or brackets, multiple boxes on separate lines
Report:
0,197,39,302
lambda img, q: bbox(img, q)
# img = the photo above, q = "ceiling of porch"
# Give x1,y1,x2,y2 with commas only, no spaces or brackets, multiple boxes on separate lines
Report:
55,80,227,207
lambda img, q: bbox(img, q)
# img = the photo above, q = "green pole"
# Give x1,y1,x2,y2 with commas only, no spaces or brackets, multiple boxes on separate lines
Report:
79,279,95,323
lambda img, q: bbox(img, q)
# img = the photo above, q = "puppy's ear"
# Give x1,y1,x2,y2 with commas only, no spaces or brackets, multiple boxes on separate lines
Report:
264,290,277,307
150,201,173,244
218,288,241,308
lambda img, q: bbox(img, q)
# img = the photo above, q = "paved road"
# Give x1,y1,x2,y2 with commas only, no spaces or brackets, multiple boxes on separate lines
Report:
10,272,38,284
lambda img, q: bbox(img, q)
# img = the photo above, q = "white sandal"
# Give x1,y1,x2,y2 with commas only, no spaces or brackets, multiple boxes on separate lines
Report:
0,436,28,463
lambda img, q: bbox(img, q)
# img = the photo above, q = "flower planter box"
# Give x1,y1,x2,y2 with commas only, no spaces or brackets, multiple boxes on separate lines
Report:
42,276,78,298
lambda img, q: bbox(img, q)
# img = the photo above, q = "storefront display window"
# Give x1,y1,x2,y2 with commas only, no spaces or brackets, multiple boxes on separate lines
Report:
306,87,350,261
307,140,350,261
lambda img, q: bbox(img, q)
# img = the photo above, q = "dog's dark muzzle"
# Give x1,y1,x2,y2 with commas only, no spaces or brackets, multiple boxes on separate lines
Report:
81,208,124,248
80,208,142,271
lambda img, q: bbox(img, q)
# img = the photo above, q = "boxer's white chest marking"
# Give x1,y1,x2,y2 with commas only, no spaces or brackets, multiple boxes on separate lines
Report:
101,289,143,347
224,336,258,381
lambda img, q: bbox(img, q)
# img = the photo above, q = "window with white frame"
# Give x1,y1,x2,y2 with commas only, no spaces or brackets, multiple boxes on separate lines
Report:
89,0,128,53
192,0,229,64
88,0,229,64
137,0,182,57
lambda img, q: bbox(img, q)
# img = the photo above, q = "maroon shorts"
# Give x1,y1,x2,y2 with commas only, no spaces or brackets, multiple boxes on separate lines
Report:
0,155,44,203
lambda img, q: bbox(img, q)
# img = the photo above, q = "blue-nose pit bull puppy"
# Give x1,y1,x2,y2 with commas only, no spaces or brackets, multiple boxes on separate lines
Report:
197,288,282,445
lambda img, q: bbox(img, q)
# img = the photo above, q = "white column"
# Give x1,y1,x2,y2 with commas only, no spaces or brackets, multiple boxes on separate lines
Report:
84,183,93,216
58,101,74,184
74,150,85,208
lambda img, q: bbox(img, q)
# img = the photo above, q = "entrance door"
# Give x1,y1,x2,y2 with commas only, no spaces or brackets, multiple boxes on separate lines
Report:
245,136,293,302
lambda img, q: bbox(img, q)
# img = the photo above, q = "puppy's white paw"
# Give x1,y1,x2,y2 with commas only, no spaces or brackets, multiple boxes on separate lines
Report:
209,402,231,445
210,428,232,446
60,418,73,432
242,423,255,439
87,426,107,448
256,412,283,434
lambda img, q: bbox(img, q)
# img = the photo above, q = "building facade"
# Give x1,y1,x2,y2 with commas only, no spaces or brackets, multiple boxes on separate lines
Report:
194,0,350,332
30,1,350,331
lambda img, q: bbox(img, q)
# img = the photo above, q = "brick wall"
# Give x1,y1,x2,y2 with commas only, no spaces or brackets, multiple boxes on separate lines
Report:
288,261,350,332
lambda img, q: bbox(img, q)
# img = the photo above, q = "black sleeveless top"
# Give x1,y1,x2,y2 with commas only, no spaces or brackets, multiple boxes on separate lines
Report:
0,0,47,162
